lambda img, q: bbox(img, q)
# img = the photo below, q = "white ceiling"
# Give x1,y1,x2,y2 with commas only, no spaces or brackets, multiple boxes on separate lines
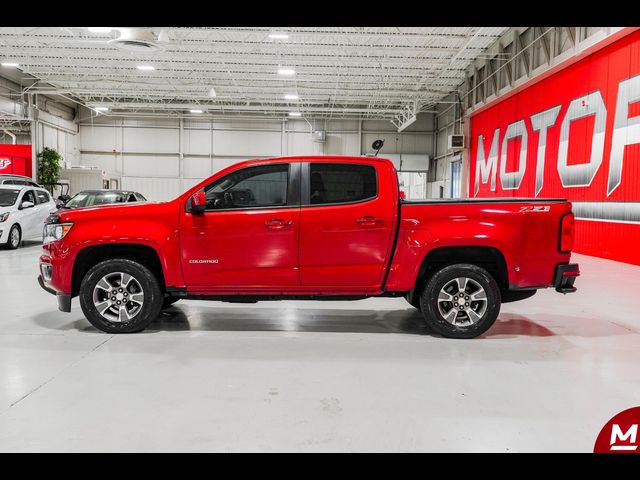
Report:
0,27,509,122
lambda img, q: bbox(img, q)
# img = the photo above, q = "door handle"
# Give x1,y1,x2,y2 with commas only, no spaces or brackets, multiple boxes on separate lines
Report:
356,216,384,226
265,219,294,229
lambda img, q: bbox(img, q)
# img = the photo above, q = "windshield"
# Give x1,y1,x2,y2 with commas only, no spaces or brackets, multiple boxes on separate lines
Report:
0,189,20,207
64,191,129,208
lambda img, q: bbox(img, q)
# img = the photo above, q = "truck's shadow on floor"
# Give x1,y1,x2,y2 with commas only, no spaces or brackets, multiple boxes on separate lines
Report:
143,306,557,338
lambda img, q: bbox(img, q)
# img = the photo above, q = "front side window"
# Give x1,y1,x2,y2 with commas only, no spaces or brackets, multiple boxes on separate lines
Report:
309,163,377,205
204,164,289,210
22,190,36,206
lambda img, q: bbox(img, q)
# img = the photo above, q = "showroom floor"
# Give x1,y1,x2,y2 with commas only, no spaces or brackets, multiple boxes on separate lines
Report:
0,243,638,452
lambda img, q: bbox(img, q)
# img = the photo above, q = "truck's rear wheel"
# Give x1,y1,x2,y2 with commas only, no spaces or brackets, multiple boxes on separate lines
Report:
79,259,163,333
420,264,501,339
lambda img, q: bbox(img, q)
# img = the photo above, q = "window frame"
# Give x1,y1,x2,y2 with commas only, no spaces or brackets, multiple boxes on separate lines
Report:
301,162,378,207
189,162,300,213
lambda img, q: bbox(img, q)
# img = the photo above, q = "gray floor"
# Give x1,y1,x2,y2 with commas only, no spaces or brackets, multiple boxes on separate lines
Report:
0,242,638,452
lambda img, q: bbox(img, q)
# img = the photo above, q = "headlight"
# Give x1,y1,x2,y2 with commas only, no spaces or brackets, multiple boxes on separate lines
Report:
43,223,73,244
0,212,9,223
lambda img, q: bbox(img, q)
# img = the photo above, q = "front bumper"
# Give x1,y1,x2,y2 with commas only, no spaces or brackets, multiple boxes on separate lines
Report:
554,263,580,293
38,274,72,312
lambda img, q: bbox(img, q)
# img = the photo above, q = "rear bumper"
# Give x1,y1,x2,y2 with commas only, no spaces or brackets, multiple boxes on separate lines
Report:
553,263,580,293
38,275,72,312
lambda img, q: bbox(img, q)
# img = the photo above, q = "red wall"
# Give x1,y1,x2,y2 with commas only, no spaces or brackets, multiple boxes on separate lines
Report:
0,144,32,178
469,30,640,265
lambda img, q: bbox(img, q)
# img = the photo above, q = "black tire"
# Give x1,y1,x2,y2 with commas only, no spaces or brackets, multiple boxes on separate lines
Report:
419,263,501,339
5,224,21,250
161,297,180,309
79,258,163,333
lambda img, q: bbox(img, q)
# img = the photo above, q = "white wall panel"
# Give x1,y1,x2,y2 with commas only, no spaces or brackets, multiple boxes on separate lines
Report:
121,177,181,202
183,156,211,179
212,130,281,156
326,133,359,155
287,132,321,155
42,124,57,150
122,155,180,178
80,125,121,152
79,153,120,174
123,127,178,154
184,129,210,155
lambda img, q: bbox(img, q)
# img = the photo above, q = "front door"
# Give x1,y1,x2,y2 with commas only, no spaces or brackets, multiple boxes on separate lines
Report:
180,162,300,290
298,161,397,287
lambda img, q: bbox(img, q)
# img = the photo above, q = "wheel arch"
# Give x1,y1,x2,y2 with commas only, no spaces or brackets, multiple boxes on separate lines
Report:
72,243,166,296
411,246,509,299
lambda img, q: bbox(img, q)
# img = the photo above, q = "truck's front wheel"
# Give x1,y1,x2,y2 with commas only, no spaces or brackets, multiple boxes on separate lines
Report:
79,259,163,333
420,264,501,339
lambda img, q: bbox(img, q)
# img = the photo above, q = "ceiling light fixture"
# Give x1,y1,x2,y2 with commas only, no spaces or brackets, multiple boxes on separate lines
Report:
269,33,289,40
284,94,299,100
136,65,155,71
208,88,217,98
94,106,109,112
87,27,113,33
190,109,204,114
277,68,295,76
288,112,302,117
1,62,19,68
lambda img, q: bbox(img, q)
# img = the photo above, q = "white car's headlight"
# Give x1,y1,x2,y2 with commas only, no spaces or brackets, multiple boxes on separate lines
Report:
43,223,73,244
0,212,9,223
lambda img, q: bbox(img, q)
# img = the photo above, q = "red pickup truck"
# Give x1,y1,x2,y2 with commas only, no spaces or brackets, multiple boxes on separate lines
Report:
38,156,579,338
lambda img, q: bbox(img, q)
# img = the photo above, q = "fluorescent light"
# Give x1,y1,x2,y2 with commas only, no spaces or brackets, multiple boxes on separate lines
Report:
208,87,217,98
277,68,295,76
269,33,289,40
94,106,109,112
87,27,113,33
190,109,203,114
1,62,19,68
284,94,299,100
136,65,155,71
288,112,302,117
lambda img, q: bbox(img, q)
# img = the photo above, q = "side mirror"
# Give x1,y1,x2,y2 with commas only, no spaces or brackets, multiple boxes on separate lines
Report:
189,191,206,214
20,201,35,210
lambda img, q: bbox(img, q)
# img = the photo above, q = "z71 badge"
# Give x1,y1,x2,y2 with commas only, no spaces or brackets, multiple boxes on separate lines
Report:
519,205,551,212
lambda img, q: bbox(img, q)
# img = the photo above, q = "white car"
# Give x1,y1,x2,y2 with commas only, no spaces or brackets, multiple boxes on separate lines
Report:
0,185,58,249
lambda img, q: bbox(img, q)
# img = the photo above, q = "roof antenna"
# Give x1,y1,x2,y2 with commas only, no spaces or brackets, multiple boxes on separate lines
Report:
372,139,385,157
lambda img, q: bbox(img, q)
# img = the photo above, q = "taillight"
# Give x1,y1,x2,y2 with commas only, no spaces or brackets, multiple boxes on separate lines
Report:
560,212,575,253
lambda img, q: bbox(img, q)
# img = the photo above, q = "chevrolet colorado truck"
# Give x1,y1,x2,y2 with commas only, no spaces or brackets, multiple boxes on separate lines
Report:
38,156,579,338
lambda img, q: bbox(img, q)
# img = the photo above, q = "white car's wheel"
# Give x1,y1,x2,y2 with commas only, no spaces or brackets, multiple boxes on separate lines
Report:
6,225,21,250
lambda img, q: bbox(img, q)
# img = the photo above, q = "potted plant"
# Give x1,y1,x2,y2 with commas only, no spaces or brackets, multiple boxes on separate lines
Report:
37,147,62,193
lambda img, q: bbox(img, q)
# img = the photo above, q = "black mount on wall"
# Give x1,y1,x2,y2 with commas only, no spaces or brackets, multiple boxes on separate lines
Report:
372,139,385,156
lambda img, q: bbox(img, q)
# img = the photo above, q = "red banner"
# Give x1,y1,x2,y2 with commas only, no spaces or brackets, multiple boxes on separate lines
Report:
469,30,640,265
0,144,32,178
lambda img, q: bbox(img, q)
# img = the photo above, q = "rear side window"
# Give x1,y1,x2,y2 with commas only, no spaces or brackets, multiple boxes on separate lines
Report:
36,190,50,204
309,163,377,205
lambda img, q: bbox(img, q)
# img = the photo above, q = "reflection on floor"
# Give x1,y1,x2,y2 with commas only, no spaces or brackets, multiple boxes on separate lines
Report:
0,242,638,452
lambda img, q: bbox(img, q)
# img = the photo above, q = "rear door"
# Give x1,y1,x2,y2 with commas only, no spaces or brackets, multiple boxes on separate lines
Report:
298,161,397,287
